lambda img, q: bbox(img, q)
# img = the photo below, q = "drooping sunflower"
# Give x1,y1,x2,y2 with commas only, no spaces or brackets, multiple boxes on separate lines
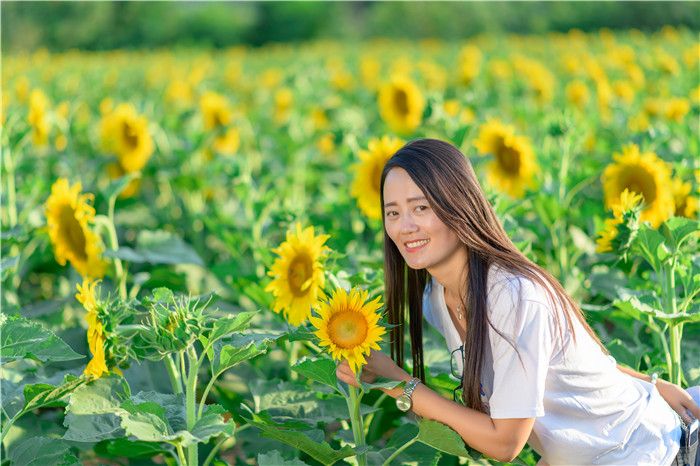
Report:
310,287,386,375
76,279,108,379
100,103,153,173
473,119,538,198
351,136,405,220
377,75,425,134
601,144,674,228
265,224,330,326
45,179,106,278
596,189,644,253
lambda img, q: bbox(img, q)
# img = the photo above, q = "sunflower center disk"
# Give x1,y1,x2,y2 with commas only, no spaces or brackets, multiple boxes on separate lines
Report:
328,311,368,349
121,121,140,150
622,167,655,204
495,141,521,174
393,89,409,116
287,254,313,297
59,204,88,260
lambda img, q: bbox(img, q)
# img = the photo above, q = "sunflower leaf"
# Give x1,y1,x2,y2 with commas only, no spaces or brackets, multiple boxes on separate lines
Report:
104,172,140,203
63,376,131,442
292,357,340,392
360,377,404,393
212,334,273,376
417,419,471,458
0,314,84,363
208,311,258,342
105,230,204,266
8,437,80,466
258,450,311,466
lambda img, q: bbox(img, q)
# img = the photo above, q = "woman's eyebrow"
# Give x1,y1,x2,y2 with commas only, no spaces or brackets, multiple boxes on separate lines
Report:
384,196,427,208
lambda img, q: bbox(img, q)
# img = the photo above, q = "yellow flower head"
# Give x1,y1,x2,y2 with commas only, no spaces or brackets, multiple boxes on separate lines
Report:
474,119,538,198
45,179,106,278
457,45,482,85
28,89,51,146
566,80,590,110
596,189,644,253
274,87,294,124
100,103,153,173
664,98,690,123
378,75,425,134
351,136,405,220
76,279,108,379
265,224,330,326
310,287,386,375
200,91,233,130
672,178,699,219
601,144,674,228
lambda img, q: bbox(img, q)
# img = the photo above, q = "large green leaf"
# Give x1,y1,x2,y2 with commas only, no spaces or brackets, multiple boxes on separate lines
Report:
0,314,83,363
245,411,356,466
63,376,131,442
94,438,169,459
660,217,700,252
292,358,339,392
8,437,80,466
212,333,274,376
105,230,203,266
417,419,470,458
258,450,310,466
22,374,86,414
208,311,258,342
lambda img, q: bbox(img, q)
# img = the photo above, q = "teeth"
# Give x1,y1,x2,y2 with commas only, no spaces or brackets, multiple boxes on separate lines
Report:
406,239,429,248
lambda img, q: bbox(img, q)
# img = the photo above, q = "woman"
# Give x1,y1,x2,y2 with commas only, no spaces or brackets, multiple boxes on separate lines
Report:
336,139,700,465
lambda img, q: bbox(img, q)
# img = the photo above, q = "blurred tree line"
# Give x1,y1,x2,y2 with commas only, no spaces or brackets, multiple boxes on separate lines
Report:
2,1,698,52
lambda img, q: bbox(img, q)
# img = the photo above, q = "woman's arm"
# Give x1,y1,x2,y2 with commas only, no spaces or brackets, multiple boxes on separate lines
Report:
617,364,700,423
336,353,534,463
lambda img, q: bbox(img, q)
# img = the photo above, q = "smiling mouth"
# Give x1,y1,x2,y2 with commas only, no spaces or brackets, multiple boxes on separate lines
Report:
404,239,430,251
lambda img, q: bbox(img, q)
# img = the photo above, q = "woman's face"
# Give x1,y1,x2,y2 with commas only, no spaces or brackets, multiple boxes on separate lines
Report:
383,167,463,270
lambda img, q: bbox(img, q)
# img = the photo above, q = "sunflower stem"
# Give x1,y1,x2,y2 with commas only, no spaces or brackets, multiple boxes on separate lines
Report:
347,383,367,466
289,340,301,380
185,347,199,466
165,354,183,395
3,145,18,228
95,215,127,300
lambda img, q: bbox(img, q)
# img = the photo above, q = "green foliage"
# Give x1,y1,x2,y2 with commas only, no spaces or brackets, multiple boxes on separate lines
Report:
0,314,83,363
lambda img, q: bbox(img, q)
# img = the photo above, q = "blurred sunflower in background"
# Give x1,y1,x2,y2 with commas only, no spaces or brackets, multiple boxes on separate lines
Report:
28,89,51,146
266,224,330,326
474,119,538,198
601,144,674,228
76,279,108,379
378,75,425,134
200,91,240,156
310,287,385,375
100,103,153,172
671,178,699,219
351,135,405,220
45,179,106,278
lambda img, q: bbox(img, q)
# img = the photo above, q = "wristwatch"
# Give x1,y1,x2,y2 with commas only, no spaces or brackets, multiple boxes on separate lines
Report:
396,378,421,412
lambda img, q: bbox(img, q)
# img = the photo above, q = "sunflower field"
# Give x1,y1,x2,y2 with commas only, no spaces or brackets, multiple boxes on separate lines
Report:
1,25,699,466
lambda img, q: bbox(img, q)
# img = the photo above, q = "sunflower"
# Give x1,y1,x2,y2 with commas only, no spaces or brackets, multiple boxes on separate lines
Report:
473,119,538,198
664,98,690,123
310,287,386,375
596,189,644,253
672,178,699,219
565,80,590,110
351,136,405,220
377,75,425,134
200,91,233,130
45,179,106,278
601,144,674,228
457,45,482,85
28,89,51,146
100,103,153,173
107,162,141,198
76,279,108,379
265,224,330,326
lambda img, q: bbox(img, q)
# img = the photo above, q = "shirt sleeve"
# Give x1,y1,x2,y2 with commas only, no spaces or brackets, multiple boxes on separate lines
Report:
486,279,554,419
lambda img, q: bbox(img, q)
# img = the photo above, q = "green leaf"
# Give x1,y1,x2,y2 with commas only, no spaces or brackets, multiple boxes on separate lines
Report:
0,314,83,363
292,358,339,392
417,419,470,458
258,451,310,466
361,377,404,393
120,399,174,443
22,374,86,414
105,230,204,266
94,438,168,459
63,376,131,442
633,227,666,270
190,404,236,443
8,437,80,466
245,411,355,466
660,217,700,251
212,333,273,376
209,311,257,342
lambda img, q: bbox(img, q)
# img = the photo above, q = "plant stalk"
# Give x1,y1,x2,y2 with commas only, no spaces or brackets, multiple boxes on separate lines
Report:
185,347,199,466
347,385,367,466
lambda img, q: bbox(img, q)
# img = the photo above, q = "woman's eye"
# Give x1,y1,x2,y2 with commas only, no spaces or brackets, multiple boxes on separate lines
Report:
385,210,398,217
415,205,428,212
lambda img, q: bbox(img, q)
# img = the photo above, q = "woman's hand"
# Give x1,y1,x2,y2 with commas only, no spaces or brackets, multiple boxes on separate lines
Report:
656,379,700,424
335,349,411,395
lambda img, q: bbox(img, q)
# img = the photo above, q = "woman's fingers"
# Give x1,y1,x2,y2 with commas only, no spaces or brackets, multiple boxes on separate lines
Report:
336,360,360,387
681,398,700,422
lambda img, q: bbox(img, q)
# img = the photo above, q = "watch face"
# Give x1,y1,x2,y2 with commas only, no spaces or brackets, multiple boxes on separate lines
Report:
396,394,411,412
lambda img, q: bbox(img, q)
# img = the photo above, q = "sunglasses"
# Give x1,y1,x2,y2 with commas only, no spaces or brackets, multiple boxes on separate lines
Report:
450,344,464,404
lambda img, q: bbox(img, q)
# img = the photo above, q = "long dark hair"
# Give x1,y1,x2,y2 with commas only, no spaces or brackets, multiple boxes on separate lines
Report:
380,138,607,412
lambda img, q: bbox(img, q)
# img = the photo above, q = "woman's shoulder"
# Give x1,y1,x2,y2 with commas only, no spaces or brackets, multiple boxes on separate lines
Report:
486,263,556,313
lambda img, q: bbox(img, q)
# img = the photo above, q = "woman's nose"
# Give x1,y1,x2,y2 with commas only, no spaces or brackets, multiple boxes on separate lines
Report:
399,214,419,234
